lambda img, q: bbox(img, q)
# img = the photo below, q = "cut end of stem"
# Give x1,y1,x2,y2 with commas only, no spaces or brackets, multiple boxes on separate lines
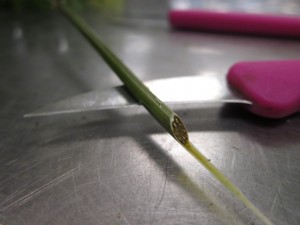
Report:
171,115,189,144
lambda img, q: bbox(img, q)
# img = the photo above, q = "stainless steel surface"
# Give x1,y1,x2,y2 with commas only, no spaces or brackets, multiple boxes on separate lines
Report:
1,1,300,225
24,76,252,117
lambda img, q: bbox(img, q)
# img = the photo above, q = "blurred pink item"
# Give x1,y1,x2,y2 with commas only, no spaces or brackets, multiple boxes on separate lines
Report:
169,9,300,37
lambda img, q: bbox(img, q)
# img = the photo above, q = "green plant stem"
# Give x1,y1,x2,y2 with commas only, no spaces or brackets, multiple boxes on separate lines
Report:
184,141,274,225
60,4,274,225
60,4,178,139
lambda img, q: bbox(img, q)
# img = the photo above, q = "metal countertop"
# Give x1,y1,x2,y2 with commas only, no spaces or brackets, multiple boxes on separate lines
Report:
1,1,300,225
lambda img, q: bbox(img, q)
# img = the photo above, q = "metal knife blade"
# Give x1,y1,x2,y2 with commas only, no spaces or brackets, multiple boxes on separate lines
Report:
24,75,251,118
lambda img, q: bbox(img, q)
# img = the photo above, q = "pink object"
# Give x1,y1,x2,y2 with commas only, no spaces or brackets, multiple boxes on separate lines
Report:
169,9,300,37
227,60,300,118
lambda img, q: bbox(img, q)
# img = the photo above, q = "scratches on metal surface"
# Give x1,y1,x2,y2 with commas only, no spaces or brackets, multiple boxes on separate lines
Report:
110,141,117,170
72,168,81,212
0,161,42,188
0,167,79,212
103,183,133,225
97,146,103,191
104,183,125,204
230,152,236,175
155,159,169,208
118,210,132,225
270,186,281,216
0,162,45,207
254,142,271,174
5,158,19,166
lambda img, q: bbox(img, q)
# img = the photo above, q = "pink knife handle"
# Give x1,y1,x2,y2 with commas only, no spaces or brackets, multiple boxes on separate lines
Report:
227,60,300,118
169,9,300,37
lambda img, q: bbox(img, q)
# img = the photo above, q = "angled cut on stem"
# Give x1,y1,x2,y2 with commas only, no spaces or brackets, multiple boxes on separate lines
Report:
60,4,274,225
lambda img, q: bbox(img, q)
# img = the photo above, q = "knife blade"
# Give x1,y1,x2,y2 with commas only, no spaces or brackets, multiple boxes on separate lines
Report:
24,74,251,118
25,60,300,119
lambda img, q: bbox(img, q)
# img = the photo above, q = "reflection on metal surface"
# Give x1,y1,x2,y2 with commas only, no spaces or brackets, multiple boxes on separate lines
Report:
13,25,27,57
172,0,192,10
13,26,23,40
188,46,223,55
118,33,155,78
58,36,69,53
146,73,243,104
122,34,152,53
